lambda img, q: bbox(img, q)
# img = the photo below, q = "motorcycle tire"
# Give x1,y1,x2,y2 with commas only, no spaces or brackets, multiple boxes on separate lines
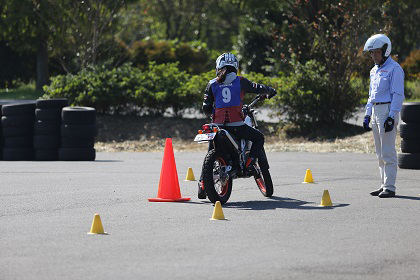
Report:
255,157,274,197
202,149,232,204
254,148,274,197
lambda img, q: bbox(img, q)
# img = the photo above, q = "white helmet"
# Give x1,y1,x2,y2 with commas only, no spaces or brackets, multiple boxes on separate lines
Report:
363,34,392,57
215,53,239,72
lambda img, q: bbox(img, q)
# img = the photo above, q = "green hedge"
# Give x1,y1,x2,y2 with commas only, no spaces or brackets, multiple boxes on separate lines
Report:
44,60,364,127
128,40,218,75
44,62,203,116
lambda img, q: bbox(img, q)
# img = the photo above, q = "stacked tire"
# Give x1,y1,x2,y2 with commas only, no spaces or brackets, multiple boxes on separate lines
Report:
34,99,69,160
1,103,36,160
398,102,420,170
0,105,3,160
59,107,97,161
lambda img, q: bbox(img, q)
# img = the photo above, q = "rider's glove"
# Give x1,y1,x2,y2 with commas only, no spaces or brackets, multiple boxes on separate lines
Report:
384,116,394,133
363,115,372,132
267,88,277,99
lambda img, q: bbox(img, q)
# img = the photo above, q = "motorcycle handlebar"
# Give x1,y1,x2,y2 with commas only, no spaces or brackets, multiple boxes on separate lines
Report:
248,94,265,108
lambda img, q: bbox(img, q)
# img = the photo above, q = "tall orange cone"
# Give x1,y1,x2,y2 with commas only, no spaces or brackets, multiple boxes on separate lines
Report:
148,138,190,202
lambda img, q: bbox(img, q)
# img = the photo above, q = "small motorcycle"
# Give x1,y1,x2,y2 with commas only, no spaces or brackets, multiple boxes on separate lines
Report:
194,94,273,204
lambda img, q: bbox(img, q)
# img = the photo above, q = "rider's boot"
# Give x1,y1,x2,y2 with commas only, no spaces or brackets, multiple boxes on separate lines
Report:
198,179,206,199
245,157,258,176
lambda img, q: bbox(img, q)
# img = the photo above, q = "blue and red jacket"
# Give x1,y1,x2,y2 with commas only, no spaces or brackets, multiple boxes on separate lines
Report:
202,76,274,124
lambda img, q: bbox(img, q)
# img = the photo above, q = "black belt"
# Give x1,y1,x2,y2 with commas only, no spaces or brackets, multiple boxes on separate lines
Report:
373,102,391,105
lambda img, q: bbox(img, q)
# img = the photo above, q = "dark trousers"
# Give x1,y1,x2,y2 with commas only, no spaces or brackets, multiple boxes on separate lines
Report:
221,124,264,159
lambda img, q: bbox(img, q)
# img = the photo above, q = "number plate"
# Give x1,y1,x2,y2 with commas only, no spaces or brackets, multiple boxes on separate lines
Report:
194,133,216,142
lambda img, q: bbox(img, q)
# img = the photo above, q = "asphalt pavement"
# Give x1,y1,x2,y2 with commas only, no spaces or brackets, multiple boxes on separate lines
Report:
1,151,419,280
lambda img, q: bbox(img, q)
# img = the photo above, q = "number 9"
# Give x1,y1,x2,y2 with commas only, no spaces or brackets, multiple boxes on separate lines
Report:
222,88,231,103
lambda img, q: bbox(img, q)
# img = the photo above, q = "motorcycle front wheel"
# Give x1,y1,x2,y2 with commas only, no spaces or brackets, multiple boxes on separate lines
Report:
254,153,274,197
202,149,232,204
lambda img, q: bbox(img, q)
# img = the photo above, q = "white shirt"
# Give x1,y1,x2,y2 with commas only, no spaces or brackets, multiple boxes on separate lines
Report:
365,57,405,118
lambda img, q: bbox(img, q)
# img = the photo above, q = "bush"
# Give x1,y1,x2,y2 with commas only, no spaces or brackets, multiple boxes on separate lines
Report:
401,49,420,80
128,40,213,74
134,62,194,116
267,58,362,128
178,70,215,111
43,62,202,116
44,63,143,114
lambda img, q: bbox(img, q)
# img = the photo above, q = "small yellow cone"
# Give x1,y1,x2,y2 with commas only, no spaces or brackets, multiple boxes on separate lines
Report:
210,201,227,220
302,169,314,183
320,190,333,207
87,213,107,234
184,167,196,181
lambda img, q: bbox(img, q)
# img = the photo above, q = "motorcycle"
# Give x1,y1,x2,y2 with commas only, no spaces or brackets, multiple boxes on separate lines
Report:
194,94,273,204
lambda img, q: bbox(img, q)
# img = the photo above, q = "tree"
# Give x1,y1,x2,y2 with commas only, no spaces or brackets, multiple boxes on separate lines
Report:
0,0,129,90
1,0,52,90
134,0,246,51
271,0,385,126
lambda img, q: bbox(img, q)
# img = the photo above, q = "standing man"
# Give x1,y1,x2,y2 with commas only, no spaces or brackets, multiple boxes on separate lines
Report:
363,34,405,198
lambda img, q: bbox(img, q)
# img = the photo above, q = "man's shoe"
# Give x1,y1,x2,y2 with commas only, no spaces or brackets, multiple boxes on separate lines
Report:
370,188,383,196
378,189,395,198
198,180,206,199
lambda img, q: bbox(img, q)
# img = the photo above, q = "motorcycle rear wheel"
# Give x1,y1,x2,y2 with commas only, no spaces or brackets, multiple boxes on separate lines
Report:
202,149,232,204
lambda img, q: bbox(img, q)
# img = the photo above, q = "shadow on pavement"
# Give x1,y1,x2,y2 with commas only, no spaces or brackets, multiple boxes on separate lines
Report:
94,160,124,162
224,196,349,210
395,195,420,201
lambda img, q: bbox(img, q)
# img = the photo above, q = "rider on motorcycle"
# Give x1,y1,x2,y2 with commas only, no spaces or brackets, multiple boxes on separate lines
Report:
198,52,277,198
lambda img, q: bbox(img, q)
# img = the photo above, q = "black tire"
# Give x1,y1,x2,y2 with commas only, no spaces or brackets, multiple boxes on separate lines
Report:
62,107,96,125
401,102,420,123
255,151,274,197
61,124,97,138
58,148,96,161
202,149,232,204
399,122,420,139
401,139,420,153
35,149,59,161
35,108,62,121
398,153,420,170
4,136,33,148
34,120,61,135
2,103,36,116
36,99,69,109
2,148,34,161
2,125,33,137
33,135,61,149
61,137,95,148
2,115,35,127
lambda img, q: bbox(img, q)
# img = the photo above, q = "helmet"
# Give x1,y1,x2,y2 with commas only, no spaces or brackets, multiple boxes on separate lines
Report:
215,53,239,72
363,34,392,57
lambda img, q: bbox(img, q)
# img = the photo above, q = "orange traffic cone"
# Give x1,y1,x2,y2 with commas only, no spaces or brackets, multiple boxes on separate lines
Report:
148,138,191,202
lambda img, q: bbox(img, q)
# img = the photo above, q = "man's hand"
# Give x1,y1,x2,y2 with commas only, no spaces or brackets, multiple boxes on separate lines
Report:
363,115,372,132
384,117,394,132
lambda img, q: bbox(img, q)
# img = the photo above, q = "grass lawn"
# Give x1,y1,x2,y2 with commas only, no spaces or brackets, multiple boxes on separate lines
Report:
0,83,44,100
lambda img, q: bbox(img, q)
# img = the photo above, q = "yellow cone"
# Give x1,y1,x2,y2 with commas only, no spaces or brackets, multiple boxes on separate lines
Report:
210,201,227,220
87,213,107,234
302,169,314,183
320,190,333,207
184,167,196,181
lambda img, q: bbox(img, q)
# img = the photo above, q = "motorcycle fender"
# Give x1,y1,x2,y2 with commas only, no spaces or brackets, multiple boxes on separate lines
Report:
218,129,239,150
258,148,270,170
